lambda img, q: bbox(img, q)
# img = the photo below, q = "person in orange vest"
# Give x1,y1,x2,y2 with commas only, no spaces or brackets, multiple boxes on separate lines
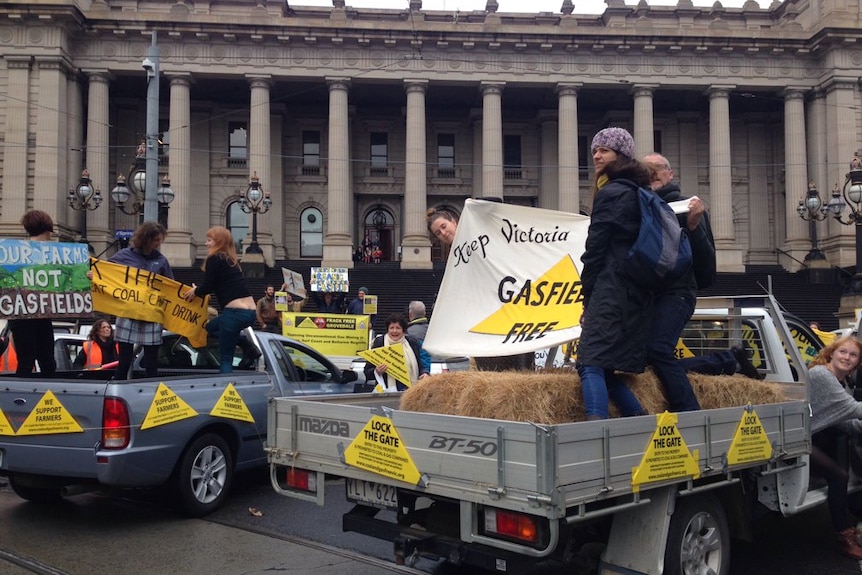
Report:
0,333,19,373
74,319,119,370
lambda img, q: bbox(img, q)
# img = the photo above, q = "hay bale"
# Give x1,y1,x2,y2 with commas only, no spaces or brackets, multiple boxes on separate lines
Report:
400,369,786,424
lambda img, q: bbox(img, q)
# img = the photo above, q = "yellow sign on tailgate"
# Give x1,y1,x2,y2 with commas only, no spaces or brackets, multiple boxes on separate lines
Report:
282,312,369,356
726,408,773,465
141,383,199,430
15,390,84,435
631,411,700,491
343,415,421,484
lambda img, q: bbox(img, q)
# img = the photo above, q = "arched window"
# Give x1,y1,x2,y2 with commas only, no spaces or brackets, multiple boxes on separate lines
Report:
301,207,323,258
226,201,249,254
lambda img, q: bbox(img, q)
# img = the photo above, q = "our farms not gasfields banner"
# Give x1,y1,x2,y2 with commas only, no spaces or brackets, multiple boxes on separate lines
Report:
89,259,209,347
0,239,92,319
423,199,591,358
282,312,370,356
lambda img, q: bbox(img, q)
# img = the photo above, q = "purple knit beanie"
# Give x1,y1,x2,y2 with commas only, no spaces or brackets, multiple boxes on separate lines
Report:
590,127,635,159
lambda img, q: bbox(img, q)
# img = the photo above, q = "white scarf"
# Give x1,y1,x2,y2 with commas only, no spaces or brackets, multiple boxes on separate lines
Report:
383,333,419,389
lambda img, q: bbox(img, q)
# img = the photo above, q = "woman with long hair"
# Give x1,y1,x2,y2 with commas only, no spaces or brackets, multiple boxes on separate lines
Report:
109,221,172,378
75,319,119,370
182,226,256,373
576,127,653,420
427,208,458,245
808,335,862,559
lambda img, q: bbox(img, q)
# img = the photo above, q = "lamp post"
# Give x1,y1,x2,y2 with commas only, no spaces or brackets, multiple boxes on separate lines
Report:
111,142,174,227
824,157,862,295
68,168,102,248
796,180,828,263
239,172,271,255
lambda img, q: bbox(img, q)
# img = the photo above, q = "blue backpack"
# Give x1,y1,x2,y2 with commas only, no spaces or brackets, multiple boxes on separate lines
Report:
625,187,693,288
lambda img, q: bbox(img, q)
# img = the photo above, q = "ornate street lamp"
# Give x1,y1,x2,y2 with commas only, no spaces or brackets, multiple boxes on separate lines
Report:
67,168,102,247
796,180,828,263
824,157,862,294
239,172,271,255
111,142,174,227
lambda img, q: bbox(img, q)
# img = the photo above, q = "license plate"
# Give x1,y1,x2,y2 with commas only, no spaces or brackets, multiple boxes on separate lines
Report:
345,478,398,509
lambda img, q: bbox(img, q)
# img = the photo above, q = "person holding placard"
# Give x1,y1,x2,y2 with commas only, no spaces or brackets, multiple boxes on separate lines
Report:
363,313,427,391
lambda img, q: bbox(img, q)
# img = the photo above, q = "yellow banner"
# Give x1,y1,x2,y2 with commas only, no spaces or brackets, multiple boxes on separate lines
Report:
89,259,209,348
283,312,370,356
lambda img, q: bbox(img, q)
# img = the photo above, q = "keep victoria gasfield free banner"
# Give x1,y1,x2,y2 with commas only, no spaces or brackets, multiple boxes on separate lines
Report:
0,240,92,319
89,259,210,348
423,199,591,358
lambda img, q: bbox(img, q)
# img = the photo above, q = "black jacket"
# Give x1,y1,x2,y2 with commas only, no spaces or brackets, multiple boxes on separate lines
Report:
363,334,427,388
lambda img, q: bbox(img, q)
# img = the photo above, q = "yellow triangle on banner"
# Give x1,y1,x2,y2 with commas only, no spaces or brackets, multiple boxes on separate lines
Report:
726,408,773,466
141,382,199,430
209,383,255,423
0,407,16,435
358,343,410,388
631,411,700,492
15,390,84,436
675,340,695,359
343,415,422,484
297,316,319,328
470,255,584,337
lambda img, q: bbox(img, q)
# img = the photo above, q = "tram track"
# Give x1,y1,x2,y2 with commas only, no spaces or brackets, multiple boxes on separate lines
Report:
0,547,72,575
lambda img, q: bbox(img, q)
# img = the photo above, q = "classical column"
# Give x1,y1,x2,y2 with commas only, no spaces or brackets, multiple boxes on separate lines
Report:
807,90,827,197
677,114,699,195
84,70,111,252
471,110,483,198
1,57,32,236
401,80,432,270
538,112,558,211
164,74,194,266
632,84,658,158
746,118,772,264
708,86,743,271
33,57,70,240
480,82,505,200
66,72,84,233
557,82,580,213
247,75,273,265
782,88,810,267
322,77,353,268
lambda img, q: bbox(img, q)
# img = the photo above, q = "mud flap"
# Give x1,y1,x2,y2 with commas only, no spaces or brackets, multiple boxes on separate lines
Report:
600,486,675,575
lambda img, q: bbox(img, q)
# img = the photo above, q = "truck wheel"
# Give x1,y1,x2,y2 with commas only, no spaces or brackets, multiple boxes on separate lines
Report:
664,493,729,575
8,475,63,503
173,433,233,517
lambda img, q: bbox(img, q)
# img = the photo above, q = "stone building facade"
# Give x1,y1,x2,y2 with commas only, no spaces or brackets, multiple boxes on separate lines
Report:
0,0,860,274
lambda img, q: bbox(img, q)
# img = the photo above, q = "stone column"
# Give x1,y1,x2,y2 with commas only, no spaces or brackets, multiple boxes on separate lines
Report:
471,110,483,198
746,117,772,264
163,74,194,266
83,70,111,253
1,57,32,236
708,86,743,271
322,77,353,268
632,84,658,158
34,57,71,241
557,82,580,213
401,80,432,270
480,82,505,200
782,88,810,267
538,112,558,210
677,114,699,194
807,90,828,197
66,71,84,237
247,75,273,266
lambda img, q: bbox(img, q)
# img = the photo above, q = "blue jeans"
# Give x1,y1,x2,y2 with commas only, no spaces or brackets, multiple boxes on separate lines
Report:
647,294,701,412
206,308,256,373
578,365,645,419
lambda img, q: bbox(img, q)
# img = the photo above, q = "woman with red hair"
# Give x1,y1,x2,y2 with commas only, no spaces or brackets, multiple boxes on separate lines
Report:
183,226,256,373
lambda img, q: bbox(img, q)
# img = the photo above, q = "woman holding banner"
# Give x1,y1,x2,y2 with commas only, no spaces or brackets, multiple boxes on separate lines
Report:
363,313,427,391
109,221,173,378
182,226,256,374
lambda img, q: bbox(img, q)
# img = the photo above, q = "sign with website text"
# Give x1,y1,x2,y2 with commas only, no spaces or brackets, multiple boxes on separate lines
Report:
282,312,370,356
424,199,591,358
0,239,92,319
89,259,209,347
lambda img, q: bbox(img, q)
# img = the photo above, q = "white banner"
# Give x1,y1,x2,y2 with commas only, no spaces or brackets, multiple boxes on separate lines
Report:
424,199,590,358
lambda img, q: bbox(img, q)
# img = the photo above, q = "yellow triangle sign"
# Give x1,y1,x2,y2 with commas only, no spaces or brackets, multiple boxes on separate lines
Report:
631,411,700,491
209,383,255,423
141,382,199,430
470,255,583,337
358,343,410,388
15,390,84,436
343,415,421,484
0,408,13,435
727,407,773,466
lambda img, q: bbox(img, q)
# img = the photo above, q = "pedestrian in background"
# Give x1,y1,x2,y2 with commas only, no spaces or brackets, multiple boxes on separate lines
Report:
256,285,282,332
407,300,433,374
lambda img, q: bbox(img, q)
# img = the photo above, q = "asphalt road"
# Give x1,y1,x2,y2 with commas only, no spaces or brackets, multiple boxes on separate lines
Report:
1,471,862,575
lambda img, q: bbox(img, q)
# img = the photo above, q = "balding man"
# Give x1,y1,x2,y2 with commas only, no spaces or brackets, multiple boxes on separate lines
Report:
407,300,432,374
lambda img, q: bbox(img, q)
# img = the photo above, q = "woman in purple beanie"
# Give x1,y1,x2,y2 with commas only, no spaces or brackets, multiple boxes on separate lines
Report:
576,127,654,420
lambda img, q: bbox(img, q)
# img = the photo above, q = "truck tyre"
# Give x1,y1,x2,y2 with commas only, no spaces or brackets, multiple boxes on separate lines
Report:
664,493,729,575
173,433,233,517
8,474,63,503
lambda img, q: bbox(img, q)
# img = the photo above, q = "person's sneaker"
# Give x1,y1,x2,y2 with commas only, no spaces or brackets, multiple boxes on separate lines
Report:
731,342,763,380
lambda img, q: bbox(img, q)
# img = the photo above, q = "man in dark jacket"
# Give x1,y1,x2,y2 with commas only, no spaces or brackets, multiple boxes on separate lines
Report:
643,153,717,411
407,300,432,374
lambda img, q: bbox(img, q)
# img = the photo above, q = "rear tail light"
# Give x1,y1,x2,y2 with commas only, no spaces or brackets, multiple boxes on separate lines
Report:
286,468,317,493
102,397,130,449
483,509,539,544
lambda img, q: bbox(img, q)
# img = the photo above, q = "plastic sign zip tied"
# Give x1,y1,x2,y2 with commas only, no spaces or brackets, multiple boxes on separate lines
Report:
631,411,700,492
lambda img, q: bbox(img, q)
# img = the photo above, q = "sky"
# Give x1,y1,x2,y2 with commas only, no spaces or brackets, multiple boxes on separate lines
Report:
294,0,776,15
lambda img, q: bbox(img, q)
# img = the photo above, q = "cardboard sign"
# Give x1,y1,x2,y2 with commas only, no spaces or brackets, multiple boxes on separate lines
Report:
89,259,209,347
280,268,306,300
0,239,92,319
